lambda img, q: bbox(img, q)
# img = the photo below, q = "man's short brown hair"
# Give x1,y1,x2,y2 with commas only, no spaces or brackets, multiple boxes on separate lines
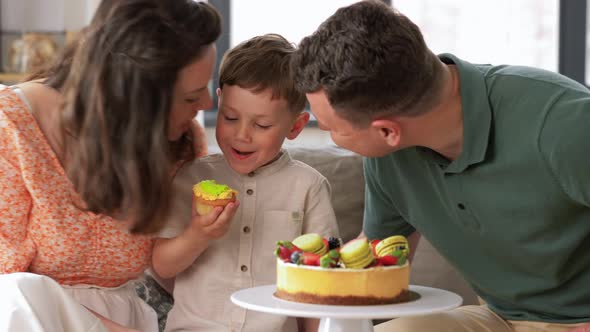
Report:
292,0,445,126
219,33,306,113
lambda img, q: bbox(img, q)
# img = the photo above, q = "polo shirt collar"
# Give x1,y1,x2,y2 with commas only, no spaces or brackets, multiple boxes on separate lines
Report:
438,53,492,173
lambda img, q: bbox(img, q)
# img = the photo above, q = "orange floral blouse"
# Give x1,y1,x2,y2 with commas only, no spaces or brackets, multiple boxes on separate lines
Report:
0,87,153,287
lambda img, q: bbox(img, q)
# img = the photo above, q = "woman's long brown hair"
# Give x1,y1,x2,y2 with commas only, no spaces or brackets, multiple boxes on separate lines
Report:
29,0,221,233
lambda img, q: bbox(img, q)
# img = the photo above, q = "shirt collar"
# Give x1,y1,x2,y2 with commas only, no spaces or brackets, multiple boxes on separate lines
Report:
228,149,291,179
438,53,492,173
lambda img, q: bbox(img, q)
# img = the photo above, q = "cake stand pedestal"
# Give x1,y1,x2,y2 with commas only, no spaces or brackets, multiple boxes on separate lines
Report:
231,285,462,332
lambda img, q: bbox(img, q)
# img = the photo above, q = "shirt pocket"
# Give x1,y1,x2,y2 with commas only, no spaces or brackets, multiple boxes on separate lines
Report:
263,210,303,240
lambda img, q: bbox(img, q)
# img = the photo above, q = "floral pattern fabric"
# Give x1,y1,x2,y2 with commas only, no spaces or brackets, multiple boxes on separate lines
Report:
0,86,153,287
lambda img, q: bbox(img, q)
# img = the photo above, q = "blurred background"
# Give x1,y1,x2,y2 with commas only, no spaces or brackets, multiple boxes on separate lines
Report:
0,0,586,146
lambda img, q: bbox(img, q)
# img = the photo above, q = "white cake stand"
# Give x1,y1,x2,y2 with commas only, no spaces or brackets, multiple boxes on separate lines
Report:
231,285,462,332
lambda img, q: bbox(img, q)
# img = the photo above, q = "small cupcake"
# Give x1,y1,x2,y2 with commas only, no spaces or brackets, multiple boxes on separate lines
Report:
193,180,238,215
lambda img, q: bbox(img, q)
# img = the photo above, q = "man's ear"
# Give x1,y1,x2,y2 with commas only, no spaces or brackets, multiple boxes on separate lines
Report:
371,118,401,147
286,112,310,140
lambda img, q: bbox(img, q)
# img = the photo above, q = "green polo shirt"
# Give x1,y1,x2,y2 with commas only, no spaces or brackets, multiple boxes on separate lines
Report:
363,53,590,323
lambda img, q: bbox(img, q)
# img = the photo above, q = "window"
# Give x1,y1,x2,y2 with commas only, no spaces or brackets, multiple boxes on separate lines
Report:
206,0,579,140
230,0,360,47
393,0,559,71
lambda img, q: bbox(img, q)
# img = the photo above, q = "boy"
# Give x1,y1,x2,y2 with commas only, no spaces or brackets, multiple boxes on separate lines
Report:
153,34,339,332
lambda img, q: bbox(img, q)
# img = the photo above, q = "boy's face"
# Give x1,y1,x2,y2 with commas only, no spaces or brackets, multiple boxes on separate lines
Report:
216,85,307,175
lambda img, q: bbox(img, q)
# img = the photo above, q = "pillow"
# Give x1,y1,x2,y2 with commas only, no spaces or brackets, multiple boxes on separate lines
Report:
287,144,365,242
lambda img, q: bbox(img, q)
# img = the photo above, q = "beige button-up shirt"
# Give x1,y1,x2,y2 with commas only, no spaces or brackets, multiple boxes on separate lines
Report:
162,151,339,332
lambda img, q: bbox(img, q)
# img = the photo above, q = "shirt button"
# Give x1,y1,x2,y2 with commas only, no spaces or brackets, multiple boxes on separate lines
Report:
457,203,466,210
248,172,255,177
243,226,250,233
246,189,254,195
241,265,248,272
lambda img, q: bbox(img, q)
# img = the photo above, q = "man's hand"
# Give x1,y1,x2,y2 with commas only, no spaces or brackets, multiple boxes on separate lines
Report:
568,323,590,332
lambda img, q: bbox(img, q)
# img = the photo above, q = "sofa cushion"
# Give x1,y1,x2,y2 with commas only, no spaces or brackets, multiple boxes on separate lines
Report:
287,144,365,242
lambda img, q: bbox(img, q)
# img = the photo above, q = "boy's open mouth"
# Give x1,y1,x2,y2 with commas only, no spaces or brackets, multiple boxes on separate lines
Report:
232,148,254,159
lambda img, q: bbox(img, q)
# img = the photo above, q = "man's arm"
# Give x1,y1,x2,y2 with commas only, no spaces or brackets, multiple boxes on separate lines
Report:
568,323,590,332
406,231,421,262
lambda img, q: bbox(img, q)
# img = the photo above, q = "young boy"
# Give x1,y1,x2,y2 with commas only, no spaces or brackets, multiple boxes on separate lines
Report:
153,34,340,332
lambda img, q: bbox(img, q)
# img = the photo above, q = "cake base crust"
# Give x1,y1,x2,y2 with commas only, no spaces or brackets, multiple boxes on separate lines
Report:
274,289,410,305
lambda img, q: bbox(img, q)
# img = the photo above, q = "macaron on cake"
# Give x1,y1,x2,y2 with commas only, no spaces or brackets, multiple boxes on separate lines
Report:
274,234,410,305
375,235,410,265
192,180,237,215
292,233,328,256
339,238,374,269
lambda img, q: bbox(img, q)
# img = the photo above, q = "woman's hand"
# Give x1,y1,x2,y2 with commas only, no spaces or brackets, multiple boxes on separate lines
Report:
86,308,139,332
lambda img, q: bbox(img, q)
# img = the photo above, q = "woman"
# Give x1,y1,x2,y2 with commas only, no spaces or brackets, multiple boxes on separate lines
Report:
0,0,223,331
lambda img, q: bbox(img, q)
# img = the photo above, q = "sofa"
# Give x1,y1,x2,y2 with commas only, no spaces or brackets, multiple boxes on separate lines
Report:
137,144,479,331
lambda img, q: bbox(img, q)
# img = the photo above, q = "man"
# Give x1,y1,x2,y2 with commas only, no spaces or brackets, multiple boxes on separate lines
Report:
291,1,590,331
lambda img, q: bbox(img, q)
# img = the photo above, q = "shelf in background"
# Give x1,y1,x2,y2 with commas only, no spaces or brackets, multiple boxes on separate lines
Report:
0,72,28,83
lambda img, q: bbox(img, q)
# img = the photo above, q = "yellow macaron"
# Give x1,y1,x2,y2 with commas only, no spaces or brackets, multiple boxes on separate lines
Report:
292,233,327,255
340,238,374,269
375,235,409,258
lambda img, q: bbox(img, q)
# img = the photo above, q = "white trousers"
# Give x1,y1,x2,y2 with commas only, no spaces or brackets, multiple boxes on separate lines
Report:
0,273,158,332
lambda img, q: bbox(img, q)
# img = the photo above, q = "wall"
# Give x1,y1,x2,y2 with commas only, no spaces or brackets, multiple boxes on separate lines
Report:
1,0,98,31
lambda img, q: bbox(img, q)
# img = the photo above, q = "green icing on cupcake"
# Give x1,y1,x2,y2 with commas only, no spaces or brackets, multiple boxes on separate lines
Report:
198,180,231,195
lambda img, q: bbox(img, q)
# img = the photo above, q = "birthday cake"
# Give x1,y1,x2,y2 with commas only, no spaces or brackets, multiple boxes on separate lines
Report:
274,234,410,305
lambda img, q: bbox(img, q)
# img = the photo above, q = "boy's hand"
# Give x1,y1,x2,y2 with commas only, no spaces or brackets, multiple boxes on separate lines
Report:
152,196,239,279
188,196,240,240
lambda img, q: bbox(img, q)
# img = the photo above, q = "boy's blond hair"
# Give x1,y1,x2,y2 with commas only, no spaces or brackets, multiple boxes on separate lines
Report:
219,33,306,113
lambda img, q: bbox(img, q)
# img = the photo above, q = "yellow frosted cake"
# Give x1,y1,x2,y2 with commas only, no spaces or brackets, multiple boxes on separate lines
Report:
274,234,410,305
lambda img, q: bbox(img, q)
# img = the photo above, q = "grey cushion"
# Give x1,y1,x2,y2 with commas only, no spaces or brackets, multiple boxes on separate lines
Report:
288,144,365,242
